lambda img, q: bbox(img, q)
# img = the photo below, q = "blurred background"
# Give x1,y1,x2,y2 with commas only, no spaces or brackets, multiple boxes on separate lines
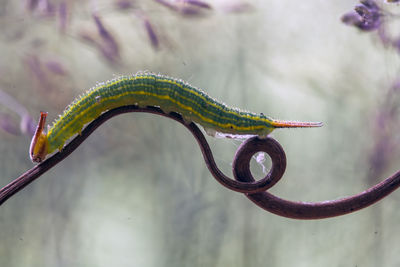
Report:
1,0,400,266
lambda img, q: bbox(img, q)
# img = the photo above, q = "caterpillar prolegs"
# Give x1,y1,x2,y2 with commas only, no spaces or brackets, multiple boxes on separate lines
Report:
29,73,322,162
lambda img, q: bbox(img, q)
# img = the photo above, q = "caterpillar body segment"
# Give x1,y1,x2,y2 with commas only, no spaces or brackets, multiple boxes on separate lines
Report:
29,73,322,162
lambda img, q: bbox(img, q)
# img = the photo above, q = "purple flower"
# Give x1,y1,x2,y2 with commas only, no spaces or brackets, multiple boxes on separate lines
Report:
341,0,381,31
26,0,39,12
58,1,68,33
92,13,120,63
179,6,205,16
154,0,210,17
143,18,160,50
134,11,160,50
183,0,212,10
44,60,68,76
115,0,134,10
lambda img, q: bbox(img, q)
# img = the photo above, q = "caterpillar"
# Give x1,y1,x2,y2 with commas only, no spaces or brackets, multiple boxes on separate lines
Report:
29,73,322,163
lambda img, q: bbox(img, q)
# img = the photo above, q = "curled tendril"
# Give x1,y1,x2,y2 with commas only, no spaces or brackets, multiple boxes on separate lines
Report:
1,105,400,220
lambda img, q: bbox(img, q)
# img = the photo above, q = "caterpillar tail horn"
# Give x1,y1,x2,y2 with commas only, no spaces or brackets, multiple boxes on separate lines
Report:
29,111,49,163
271,120,323,128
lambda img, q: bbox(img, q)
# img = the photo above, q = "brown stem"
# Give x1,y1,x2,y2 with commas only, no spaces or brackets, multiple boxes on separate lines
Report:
1,105,400,220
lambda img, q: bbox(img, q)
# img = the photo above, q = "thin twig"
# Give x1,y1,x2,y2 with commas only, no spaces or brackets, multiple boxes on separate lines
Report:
1,105,400,220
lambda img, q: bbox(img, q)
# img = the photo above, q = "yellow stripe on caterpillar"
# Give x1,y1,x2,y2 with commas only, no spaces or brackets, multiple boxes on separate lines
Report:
29,73,322,163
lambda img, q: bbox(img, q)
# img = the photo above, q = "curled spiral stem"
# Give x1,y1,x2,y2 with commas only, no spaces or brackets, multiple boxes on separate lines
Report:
0,105,400,220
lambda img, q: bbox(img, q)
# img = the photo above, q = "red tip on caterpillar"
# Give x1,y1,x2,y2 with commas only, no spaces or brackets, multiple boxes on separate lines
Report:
271,120,323,128
29,111,49,163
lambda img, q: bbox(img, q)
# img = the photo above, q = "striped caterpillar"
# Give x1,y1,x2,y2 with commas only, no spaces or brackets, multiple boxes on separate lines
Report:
29,73,322,163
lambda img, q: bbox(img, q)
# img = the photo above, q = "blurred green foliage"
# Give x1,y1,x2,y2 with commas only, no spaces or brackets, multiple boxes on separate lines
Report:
1,0,400,266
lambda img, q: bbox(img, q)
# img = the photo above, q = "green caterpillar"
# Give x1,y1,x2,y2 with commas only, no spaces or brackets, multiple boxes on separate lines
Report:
29,73,322,162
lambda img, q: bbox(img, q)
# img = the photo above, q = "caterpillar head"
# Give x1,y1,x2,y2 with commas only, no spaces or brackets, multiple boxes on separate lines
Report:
29,112,49,163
